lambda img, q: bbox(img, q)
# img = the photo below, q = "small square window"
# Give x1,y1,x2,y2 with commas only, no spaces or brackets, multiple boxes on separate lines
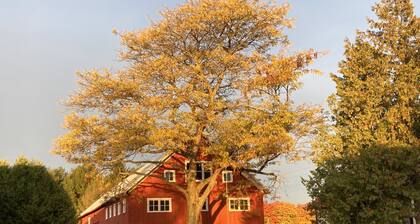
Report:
161,200,170,211
222,171,233,183
164,170,176,182
149,200,159,212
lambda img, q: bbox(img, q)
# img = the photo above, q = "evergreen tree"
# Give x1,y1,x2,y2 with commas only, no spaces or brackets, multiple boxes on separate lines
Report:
304,146,420,223
316,0,419,160
49,167,67,186
307,1,420,222
0,158,76,224
62,166,93,213
63,165,112,214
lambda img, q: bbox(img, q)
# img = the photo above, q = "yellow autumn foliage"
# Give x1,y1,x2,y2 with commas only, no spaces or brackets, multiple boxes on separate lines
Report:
53,1,324,222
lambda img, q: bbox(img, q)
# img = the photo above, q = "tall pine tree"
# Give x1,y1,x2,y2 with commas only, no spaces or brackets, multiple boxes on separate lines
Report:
306,1,420,222
316,0,419,160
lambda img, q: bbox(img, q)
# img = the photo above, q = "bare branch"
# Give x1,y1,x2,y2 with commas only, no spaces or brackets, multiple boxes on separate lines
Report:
240,168,277,177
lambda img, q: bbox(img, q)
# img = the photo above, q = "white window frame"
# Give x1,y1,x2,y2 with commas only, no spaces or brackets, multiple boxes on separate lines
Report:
105,206,108,219
113,203,117,216
87,217,91,224
201,198,209,212
122,198,127,213
222,171,233,183
163,170,176,182
109,205,113,217
228,198,250,212
117,202,121,215
147,198,172,213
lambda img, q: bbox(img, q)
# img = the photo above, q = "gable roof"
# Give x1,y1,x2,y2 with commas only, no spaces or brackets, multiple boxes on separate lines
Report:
79,153,172,217
79,153,267,218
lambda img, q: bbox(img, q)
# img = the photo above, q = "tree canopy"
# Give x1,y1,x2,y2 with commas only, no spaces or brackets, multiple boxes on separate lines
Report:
314,0,419,161
62,165,112,214
306,1,419,223
53,0,323,223
304,146,420,224
0,157,76,224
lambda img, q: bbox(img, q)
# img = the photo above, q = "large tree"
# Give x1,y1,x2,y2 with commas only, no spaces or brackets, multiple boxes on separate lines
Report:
0,158,76,224
306,1,419,222
53,0,323,223
314,0,419,161
304,146,420,223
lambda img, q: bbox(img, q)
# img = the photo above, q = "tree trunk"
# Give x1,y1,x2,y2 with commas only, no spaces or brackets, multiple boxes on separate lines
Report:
185,163,222,224
186,183,201,224
186,197,201,224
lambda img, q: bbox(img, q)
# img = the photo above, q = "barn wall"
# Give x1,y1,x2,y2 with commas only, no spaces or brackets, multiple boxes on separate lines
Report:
80,199,129,224
127,154,264,224
80,154,264,224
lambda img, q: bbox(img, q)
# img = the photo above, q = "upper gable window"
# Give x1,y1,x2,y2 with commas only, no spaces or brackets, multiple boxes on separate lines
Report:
228,198,250,212
164,170,176,182
185,161,211,181
222,171,233,183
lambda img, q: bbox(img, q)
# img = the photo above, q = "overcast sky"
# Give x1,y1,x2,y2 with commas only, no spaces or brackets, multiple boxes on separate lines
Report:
0,0,418,204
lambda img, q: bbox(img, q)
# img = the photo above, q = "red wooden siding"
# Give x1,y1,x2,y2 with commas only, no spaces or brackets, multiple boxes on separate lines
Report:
80,154,264,224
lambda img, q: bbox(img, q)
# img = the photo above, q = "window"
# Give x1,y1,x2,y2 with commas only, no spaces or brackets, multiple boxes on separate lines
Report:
147,198,172,212
185,161,211,181
106,199,125,219
87,217,91,224
228,198,250,211
201,198,209,212
222,171,233,183
105,206,108,219
122,198,127,213
164,170,176,182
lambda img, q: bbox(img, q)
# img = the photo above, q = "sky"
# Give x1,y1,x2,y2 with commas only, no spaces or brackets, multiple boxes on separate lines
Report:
0,0,418,204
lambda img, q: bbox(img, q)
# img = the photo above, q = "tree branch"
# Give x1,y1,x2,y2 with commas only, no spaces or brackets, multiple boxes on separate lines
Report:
240,168,277,177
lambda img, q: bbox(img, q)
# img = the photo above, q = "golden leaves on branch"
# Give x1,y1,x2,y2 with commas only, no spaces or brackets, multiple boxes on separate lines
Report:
248,49,322,104
53,0,325,174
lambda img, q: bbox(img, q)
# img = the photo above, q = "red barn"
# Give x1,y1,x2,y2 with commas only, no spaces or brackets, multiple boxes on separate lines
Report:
79,153,266,224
